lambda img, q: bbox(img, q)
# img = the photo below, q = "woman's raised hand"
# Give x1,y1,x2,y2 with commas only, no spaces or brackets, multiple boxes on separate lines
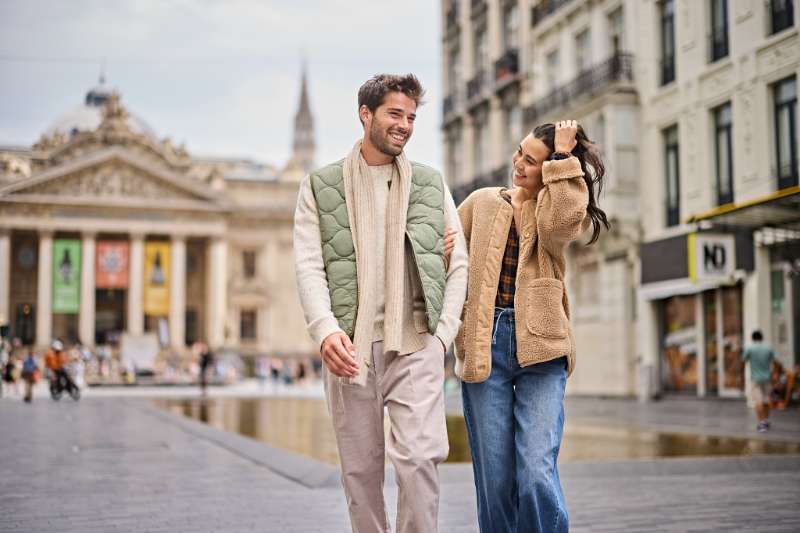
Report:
554,120,578,153
443,227,457,270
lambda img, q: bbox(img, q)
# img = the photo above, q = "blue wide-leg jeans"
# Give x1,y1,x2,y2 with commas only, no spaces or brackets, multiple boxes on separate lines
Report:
462,307,568,533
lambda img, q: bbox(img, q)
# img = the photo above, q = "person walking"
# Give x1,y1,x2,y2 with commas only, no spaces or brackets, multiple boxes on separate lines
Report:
21,351,39,403
293,73,468,533
453,121,609,532
742,330,776,432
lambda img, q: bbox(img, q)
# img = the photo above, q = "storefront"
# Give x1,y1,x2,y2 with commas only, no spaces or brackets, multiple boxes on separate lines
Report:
640,230,754,398
689,187,800,372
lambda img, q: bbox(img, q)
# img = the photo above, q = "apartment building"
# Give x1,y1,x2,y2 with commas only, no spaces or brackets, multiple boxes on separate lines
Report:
637,0,798,400
440,0,799,399
441,0,641,396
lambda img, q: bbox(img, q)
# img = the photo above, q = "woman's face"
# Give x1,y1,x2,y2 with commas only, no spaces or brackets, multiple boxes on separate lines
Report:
511,133,551,193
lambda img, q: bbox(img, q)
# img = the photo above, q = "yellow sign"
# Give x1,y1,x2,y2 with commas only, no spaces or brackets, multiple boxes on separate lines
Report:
144,242,171,316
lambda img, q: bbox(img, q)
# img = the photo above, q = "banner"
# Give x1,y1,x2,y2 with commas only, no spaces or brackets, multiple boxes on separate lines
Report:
52,239,81,314
96,241,129,289
144,241,170,316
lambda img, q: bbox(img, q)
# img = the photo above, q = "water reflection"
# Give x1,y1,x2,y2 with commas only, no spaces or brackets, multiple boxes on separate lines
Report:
153,397,800,465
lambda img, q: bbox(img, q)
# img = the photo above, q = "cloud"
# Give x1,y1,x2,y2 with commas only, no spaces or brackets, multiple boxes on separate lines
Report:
0,0,443,168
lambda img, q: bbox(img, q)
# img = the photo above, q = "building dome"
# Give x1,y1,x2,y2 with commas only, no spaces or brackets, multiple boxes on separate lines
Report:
44,77,158,141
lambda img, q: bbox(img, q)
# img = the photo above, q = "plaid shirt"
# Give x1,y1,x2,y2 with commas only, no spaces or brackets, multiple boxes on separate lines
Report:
495,193,519,308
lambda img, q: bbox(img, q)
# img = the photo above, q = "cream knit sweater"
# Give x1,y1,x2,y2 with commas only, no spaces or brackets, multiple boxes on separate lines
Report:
293,149,468,375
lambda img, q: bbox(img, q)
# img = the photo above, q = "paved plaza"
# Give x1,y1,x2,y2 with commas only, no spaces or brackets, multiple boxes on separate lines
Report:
1,388,799,532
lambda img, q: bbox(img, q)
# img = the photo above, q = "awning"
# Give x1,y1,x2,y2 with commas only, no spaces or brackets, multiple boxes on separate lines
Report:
687,186,800,230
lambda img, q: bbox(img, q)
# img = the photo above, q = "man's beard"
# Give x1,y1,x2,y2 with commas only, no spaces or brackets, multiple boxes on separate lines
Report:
369,122,405,157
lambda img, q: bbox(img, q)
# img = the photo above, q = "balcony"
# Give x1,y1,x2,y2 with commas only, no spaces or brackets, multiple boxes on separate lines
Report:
451,165,510,205
471,0,488,19
523,52,634,126
531,0,575,29
466,70,486,103
494,48,520,89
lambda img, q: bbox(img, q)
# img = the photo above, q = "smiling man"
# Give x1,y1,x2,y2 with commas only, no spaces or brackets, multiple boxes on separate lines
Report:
293,74,468,532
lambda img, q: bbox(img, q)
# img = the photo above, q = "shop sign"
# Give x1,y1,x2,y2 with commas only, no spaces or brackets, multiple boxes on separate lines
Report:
688,233,735,282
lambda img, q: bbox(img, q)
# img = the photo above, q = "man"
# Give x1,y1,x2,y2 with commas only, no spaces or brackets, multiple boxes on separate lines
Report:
293,74,468,532
742,330,776,432
44,339,77,394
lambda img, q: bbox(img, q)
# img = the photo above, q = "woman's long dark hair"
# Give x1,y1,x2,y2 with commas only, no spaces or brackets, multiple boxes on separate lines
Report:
532,123,610,244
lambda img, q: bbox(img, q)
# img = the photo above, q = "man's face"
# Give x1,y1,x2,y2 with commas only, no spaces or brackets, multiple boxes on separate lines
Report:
361,91,417,157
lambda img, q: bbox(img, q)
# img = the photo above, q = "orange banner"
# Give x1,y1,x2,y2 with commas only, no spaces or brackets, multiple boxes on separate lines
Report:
96,241,129,289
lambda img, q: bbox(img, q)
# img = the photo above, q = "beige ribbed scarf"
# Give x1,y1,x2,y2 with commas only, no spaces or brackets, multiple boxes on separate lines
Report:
342,140,412,386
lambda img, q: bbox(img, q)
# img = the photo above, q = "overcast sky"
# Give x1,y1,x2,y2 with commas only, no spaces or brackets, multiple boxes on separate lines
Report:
0,0,443,169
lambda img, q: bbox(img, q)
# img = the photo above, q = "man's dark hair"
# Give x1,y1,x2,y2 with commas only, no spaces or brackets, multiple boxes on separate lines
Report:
752,330,763,342
357,74,425,124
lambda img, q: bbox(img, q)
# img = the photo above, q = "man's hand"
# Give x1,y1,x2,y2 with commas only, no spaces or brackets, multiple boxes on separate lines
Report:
443,227,457,270
321,332,359,377
554,120,578,153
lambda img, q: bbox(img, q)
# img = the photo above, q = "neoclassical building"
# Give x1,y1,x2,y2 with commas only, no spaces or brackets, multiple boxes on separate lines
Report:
0,71,317,360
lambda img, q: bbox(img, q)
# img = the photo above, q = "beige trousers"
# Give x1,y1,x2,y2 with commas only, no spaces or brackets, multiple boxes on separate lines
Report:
325,334,449,533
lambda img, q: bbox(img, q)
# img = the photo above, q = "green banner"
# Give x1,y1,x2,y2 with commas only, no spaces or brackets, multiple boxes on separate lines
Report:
53,239,81,314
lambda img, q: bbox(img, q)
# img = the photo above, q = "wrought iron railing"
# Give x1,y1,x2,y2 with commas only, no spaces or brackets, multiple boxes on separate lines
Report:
523,52,634,126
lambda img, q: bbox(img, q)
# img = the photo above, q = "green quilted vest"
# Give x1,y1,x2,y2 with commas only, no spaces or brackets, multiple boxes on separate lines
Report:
309,159,446,339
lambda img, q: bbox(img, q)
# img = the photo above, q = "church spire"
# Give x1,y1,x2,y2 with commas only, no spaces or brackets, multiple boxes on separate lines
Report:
288,61,315,176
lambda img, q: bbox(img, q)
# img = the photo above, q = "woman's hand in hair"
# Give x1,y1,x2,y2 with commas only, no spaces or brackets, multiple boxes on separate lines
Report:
554,120,578,153
443,227,457,270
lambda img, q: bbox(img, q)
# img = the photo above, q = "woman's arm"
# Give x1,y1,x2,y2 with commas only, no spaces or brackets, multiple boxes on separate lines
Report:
536,157,590,255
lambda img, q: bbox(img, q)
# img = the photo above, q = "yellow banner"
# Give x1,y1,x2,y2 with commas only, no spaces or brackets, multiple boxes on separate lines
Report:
144,242,170,316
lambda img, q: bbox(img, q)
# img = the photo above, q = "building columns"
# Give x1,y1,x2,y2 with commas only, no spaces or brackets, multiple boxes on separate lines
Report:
206,237,227,349
128,233,145,336
169,235,186,350
0,230,10,328
79,232,96,346
35,231,53,347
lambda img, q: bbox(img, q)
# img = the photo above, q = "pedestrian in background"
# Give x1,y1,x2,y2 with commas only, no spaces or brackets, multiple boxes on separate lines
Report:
3,353,20,397
742,330,776,432
21,351,39,403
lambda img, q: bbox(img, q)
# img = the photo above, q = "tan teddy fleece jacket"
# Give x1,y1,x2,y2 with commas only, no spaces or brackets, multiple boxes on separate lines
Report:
454,156,590,383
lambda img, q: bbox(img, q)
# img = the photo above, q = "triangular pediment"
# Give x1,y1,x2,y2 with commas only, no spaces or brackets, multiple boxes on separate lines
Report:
0,146,228,212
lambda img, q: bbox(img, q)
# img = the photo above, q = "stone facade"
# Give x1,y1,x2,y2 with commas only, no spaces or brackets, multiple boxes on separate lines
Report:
441,0,799,398
0,74,316,360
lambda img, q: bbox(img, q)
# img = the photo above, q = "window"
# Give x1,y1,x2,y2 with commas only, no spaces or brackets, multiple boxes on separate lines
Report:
474,27,488,76
502,4,519,51
546,49,560,91
448,47,461,96
575,29,591,74
664,125,680,227
774,76,798,189
240,309,257,341
770,0,795,35
608,7,625,54
504,106,522,155
242,250,256,279
473,112,490,176
714,102,734,205
660,0,676,85
710,0,729,62
447,128,463,185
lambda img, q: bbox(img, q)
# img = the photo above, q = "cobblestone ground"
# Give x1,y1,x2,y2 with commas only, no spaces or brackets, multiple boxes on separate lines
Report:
1,396,799,532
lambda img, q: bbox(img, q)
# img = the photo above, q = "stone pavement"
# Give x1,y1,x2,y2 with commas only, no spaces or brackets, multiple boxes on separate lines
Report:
1,395,799,532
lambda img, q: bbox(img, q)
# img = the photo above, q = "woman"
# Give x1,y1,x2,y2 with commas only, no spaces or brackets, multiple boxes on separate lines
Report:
449,120,609,532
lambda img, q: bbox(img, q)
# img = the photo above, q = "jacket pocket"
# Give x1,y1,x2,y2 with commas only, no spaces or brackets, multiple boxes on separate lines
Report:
524,278,568,339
